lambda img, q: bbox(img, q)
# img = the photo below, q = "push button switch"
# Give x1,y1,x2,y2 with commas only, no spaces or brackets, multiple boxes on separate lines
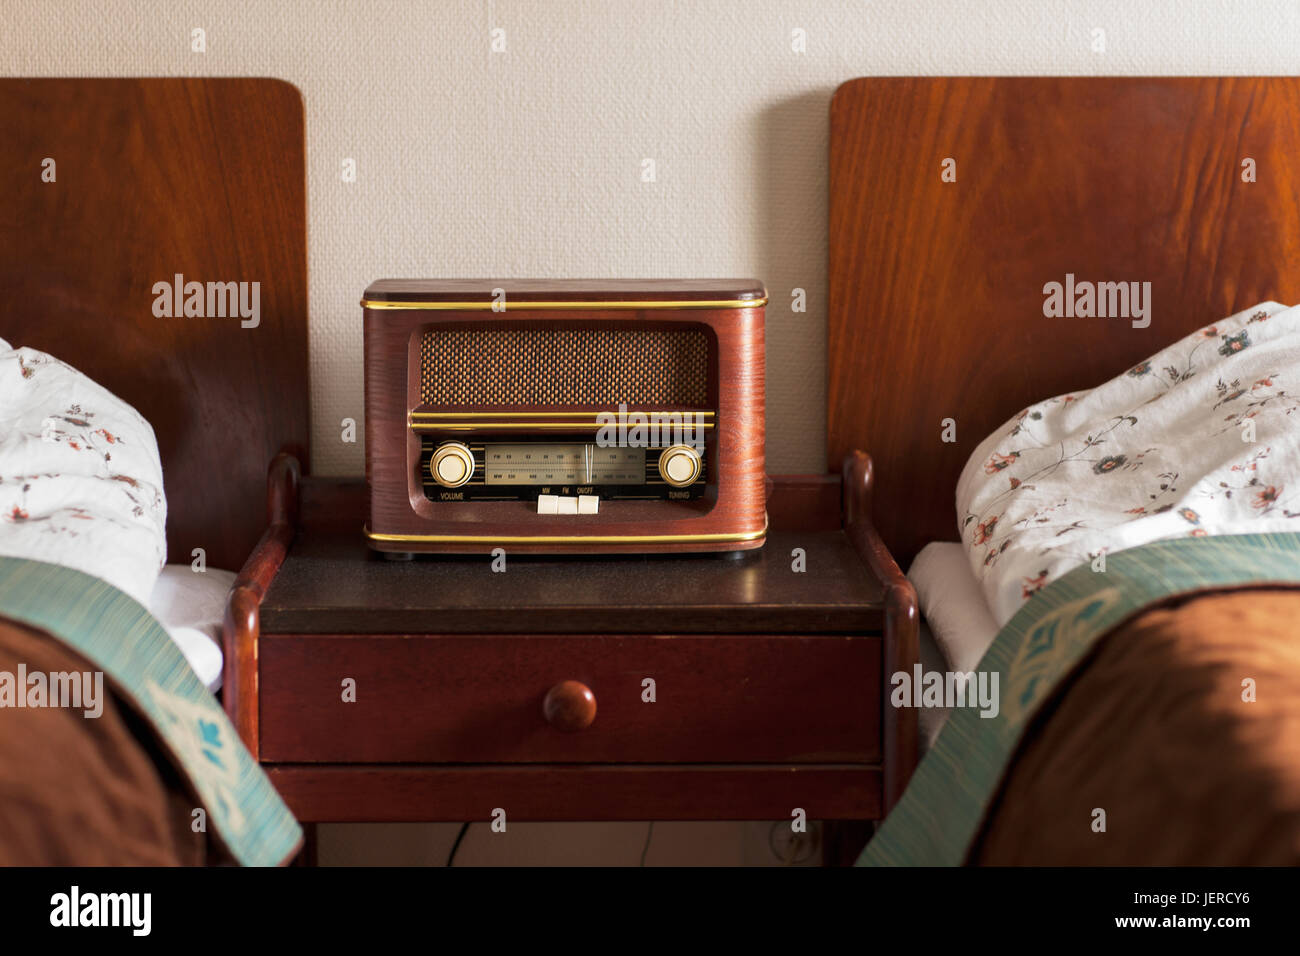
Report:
538,495,599,515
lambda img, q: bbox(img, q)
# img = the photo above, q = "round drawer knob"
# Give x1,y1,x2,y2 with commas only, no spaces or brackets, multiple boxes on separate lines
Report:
430,441,474,487
543,680,597,732
657,444,701,487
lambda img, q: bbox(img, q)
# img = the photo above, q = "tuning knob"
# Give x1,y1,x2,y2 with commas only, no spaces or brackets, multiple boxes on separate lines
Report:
430,441,474,488
543,680,597,731
658,444,702,487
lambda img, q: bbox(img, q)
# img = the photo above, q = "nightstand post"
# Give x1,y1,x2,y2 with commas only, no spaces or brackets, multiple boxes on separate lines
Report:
842,451,919,812
222,451,301,755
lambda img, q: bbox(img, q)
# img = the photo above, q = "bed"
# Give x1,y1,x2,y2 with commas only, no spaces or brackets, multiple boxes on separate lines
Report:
828,77,1300,864
0,78,309,865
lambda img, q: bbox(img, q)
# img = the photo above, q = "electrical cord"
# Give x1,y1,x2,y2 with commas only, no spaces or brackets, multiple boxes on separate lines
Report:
446,821,471,867
639,821,654,866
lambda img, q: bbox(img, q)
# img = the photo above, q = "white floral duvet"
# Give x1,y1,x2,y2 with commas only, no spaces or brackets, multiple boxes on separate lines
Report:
0,337,167,606
958,301,1300,626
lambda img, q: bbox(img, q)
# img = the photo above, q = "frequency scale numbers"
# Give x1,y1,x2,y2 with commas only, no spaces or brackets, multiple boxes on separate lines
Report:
483,443,644,485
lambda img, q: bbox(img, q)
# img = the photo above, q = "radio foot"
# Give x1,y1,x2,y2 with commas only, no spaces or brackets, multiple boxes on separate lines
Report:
382,551,416,562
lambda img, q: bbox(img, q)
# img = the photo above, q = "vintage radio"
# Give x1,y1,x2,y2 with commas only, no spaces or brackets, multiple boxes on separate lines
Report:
362,279,767,555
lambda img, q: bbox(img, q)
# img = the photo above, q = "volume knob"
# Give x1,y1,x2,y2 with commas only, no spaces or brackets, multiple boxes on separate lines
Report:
658,444,701,488
431,441,474,488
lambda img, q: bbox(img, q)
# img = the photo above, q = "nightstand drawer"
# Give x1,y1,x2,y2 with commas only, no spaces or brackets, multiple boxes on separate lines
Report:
258,633,881,763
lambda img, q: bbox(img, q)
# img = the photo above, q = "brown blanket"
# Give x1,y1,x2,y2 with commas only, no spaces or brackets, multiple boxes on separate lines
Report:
973,589,1300,865
0,617,208,865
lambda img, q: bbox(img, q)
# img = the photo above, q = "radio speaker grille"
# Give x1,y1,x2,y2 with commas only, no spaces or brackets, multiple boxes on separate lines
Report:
419,327,709,406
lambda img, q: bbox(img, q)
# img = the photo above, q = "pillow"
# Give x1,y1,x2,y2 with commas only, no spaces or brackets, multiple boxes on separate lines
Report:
148,565,236,691
957,302,1300,626
0,337,167,606
908,541,1000,673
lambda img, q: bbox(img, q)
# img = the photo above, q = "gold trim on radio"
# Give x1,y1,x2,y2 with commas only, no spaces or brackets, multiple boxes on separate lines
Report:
410,410,715,432
410,411,715,419
410,421,715,432
361,298,767,311
363,520,767,546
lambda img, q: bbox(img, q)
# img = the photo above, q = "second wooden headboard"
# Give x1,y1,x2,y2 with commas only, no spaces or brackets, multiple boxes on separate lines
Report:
828,77,1300,565
0,78,308,573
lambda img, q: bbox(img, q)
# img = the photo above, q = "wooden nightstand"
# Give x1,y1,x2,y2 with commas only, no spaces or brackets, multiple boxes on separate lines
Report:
223,452,918,864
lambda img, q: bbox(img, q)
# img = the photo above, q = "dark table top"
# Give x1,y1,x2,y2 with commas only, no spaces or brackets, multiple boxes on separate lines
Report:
260,527,884,635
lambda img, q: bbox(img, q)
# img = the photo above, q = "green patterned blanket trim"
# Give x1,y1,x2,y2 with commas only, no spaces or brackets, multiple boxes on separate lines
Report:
0,557,301,866
859,532,1300,867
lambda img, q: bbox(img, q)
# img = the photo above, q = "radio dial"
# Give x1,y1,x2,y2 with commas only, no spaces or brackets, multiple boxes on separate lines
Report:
431,441,475,488
658,445,702,488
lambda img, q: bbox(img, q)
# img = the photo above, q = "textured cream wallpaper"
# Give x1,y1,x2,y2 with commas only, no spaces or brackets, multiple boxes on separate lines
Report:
3,0,1298,475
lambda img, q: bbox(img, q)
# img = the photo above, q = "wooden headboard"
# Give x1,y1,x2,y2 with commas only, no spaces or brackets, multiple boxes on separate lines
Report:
0,79,309,572
828,77,1300,565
